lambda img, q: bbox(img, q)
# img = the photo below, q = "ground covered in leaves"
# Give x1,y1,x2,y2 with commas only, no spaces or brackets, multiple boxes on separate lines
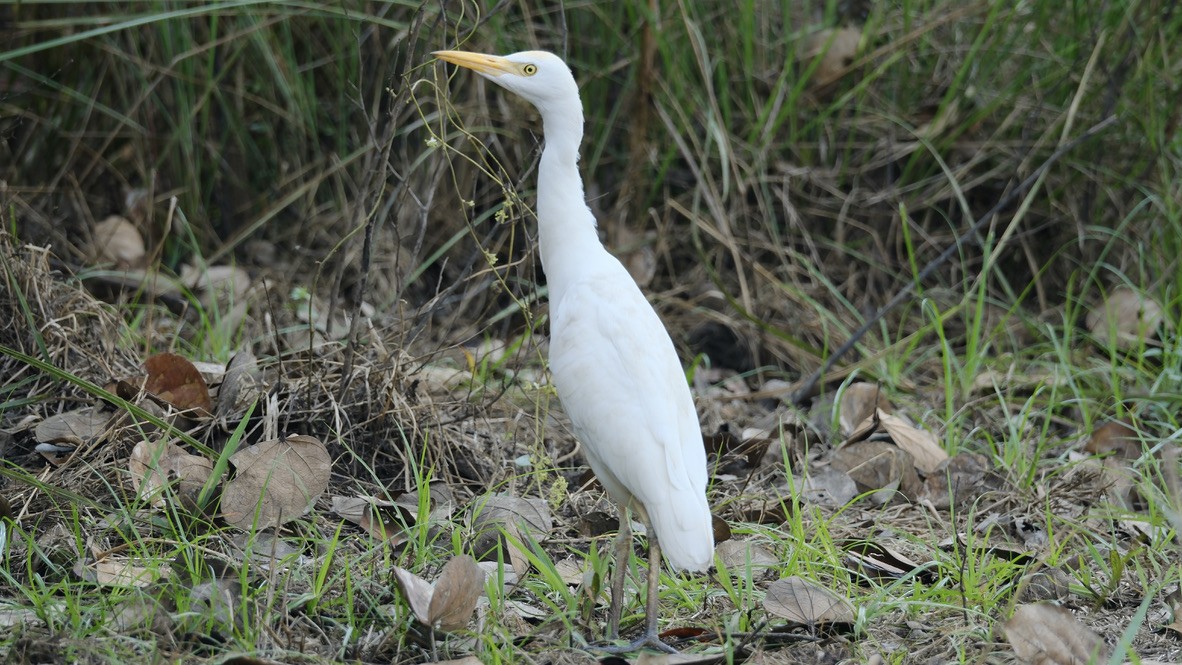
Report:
2,2,1182,664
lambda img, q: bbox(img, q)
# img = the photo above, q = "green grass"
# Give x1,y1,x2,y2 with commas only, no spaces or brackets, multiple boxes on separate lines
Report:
2,0,1182,662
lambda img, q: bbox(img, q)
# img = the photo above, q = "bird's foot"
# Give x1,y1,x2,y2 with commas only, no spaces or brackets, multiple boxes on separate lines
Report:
590,630,678,655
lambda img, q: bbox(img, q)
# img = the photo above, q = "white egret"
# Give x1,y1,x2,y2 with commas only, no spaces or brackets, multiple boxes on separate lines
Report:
434,49,714,651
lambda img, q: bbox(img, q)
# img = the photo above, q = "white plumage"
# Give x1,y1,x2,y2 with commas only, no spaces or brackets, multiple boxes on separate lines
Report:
435,48,713,649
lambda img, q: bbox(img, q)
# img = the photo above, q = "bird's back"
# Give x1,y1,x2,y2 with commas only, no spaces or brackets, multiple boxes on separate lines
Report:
548,254,714,572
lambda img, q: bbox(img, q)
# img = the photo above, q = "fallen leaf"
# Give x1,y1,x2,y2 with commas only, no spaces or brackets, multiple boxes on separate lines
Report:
220,435,331,529
802,467,859,507
919,452,990,509
801,27,862,86
1003,603,1108,664
110,593,172,635
393,566,435,627
1085,420,1141,459
74,557,169,587
879,412,949,474
181,264,251,305
839,383,891,437
145,352,213,416
34,407,112,446
842,540,935,585
91,215,146,269
330,495,408,544
216,350,262,423
429,555,485,630
1086,286,1165,349
831,440,920,503
764,576,854,624
554,557,587,586
394,555,485,631
716,539,778,576
473,495,552,533
128,439,214,508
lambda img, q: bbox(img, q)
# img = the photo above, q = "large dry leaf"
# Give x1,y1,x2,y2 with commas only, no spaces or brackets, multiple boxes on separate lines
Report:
34,407,112,446
221,435,331,529
144,352,213,416
919,452,990,509
180,264,251,303
429,555,485,631
801,467,859,507
74,557,169,588
879,412,949,474
394,555,484,631
1085,420,1141,459
1003,603,1108,664
716,539,779,576
393,566,435,627
831,440,919,503
91,215,145,268
801,27,862,86
129,439,213,508
839,383,891,437
473,495,552,534
764,576,854,624
1086,286,1165,349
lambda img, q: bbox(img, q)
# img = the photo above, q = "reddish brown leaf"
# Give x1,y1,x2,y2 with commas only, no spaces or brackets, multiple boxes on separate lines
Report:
144,353,213,416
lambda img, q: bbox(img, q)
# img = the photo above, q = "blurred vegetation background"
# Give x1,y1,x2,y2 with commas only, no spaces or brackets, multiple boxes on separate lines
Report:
2,0,1179,381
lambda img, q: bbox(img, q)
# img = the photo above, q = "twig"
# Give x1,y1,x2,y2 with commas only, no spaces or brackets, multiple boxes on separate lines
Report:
790,114,1119,406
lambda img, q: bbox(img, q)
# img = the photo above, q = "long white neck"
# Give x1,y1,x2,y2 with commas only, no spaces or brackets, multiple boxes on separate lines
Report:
535,96,606,304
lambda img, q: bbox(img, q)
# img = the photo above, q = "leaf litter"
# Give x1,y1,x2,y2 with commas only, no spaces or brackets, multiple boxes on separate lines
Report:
2,172,1180,665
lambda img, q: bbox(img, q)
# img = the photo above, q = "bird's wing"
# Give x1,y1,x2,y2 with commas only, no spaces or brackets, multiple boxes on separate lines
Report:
548,270,706,510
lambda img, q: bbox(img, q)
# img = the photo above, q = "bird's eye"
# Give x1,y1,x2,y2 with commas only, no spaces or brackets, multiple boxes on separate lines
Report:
522,64,538,76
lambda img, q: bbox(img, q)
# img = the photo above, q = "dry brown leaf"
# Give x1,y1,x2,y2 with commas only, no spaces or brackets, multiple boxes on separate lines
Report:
128,439,213,508
110,594,172,635
1085,420,1141,459
801,27,862,87
429,555,484,630
394,555,485,632
420,658,483,665
144,352,213,416
180,264,251,303
764,576,854,624
221,435,331,530
843,540,934,584
34,407,112,446
715,539,778,575
635,653,726,665
919,452,990,509
1086,286,1165,349
554,557,587,586
330,495,407,545
1003,603,1108,664
879,412,949,474
393,566,435,627
831,440,920,503
92,215,146,268
473,495,553,534
802,467,859,507
216,350,261,422
839,383,891,437
74,557,169,587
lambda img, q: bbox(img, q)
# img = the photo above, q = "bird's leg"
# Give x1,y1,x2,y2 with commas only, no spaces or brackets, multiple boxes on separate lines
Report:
642,528,664,643
606,508,632,640
593,524,678,654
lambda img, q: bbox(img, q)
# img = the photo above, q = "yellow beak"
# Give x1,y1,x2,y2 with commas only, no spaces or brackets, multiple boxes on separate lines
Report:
433,50,515,77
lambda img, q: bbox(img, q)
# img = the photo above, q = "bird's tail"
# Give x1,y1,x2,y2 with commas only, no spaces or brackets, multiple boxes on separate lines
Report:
648,494,715,572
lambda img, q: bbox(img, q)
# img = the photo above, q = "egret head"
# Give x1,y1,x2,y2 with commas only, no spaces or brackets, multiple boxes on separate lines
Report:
434,50,580,117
